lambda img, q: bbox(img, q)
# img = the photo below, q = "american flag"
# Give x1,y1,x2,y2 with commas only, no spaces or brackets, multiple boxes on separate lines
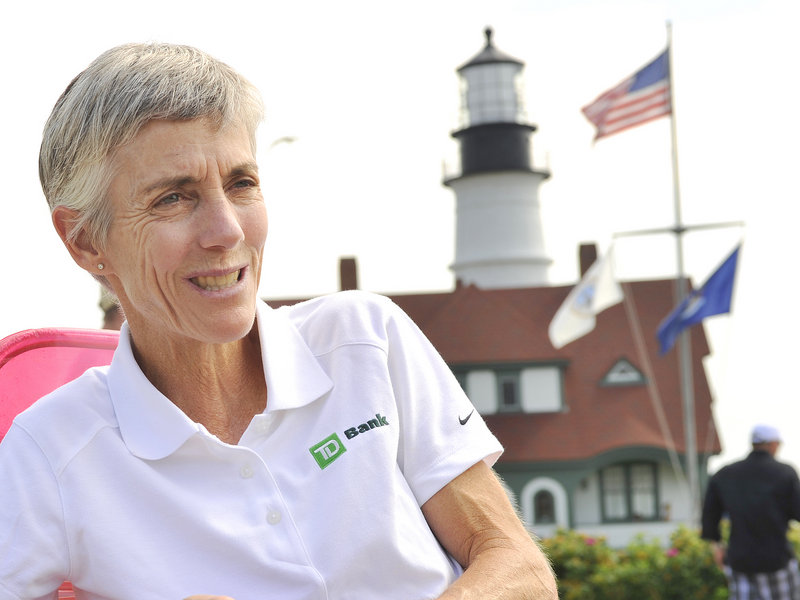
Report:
582,49,671,140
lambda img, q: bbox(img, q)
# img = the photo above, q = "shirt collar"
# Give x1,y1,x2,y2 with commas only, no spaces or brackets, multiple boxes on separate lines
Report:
748,449,774,459
108,300,333,460
254,299,333,412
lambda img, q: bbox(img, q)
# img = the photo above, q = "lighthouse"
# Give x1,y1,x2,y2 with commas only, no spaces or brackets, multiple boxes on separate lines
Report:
444,28,551,289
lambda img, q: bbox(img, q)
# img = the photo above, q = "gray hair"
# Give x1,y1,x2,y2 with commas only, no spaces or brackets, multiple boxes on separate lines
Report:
39,42,264,248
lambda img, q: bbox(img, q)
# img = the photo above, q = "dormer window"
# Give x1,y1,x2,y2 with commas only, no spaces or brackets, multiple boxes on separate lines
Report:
600,358,646,387
498,371,521,412
454,363,564,414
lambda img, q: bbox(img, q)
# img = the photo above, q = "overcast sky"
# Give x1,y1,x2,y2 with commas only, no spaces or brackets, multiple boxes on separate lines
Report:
2,0,798,473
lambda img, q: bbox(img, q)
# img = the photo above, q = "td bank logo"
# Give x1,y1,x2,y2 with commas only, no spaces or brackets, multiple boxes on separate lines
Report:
309,433,347,470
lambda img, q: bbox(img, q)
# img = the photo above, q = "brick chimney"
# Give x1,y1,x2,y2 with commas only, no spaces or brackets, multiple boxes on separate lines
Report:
339,257,359,291
579,243,598,277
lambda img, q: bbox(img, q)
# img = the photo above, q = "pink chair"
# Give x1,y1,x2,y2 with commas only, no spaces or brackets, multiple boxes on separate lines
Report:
0,327,119,599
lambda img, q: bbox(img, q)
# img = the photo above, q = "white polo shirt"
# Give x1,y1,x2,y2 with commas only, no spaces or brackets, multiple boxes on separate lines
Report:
0,291,502,600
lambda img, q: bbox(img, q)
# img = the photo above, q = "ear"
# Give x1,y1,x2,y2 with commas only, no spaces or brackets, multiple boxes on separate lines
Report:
52,206,106,275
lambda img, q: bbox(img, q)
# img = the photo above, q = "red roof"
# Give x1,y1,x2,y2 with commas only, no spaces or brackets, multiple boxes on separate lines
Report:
269,279,720,464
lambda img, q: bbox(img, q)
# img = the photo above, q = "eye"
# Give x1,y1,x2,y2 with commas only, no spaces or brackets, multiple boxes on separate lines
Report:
156,192,182,206
232,178,258,189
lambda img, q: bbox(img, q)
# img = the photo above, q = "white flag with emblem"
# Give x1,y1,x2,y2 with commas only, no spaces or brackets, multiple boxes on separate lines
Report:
548,246,623,349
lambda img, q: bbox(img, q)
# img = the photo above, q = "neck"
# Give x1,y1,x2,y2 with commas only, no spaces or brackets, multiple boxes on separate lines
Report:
753,443,778,457
128,323,267,444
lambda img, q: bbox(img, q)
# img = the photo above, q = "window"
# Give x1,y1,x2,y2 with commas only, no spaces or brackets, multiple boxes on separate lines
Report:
601,358,646,387
460,63,525,127
600,462,658,522
521,478,568,531
497,371,521,412
454,364,564,415
533,490,556,525
464,370,496,414
520,366,562,412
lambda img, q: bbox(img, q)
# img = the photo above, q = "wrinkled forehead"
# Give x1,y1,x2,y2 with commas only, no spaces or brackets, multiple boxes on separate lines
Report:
107,118,258,201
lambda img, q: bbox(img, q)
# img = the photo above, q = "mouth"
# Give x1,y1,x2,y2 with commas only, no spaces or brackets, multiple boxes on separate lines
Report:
190,269,242,291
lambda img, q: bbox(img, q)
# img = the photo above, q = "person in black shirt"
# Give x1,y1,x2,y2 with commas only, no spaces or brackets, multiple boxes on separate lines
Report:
702,424,800,599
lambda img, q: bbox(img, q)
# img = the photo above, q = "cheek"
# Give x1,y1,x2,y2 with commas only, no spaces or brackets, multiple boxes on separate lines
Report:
113,228,183,284
247,204,268,248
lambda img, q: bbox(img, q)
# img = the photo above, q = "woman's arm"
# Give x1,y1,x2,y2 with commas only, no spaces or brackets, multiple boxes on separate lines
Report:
422,461,558,600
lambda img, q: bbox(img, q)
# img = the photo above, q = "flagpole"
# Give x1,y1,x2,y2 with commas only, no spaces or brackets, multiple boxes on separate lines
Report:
666,21,700,527
583,24,744,530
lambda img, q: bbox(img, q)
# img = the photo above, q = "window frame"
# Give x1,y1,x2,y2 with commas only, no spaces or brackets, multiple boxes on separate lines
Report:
496,369,522,413
599,461,659,523
451,360,567,415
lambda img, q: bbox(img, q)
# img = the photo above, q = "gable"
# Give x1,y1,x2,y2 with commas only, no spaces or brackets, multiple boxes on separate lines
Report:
600,358,646,387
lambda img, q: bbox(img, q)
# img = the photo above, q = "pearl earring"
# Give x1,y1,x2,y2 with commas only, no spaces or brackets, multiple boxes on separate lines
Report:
97,263,105,270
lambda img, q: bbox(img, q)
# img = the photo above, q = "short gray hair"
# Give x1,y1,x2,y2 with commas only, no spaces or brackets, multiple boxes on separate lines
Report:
39,42,264,248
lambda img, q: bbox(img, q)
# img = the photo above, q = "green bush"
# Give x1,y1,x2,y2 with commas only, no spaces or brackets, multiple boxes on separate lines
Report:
539,529,617,600
539,526,728,599
789,521,800,555
659,526,727,600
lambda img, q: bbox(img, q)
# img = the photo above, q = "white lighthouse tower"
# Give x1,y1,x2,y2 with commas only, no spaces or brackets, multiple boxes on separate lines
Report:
444,28,551,289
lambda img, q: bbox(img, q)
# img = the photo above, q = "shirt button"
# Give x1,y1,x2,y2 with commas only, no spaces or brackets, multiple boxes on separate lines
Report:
240,465,254,479
266,510,282,525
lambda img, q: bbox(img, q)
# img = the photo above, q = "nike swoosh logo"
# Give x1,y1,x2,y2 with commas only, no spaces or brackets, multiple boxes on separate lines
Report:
459,410,475,426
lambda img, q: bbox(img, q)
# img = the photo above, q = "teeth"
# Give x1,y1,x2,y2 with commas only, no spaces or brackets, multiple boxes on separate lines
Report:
193,270,240,291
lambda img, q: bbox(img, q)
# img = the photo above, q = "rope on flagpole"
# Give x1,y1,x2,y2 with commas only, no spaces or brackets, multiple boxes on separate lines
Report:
620,280,689,494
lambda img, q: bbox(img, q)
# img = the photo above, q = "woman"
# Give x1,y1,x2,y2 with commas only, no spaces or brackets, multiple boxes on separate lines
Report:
0,43,557,599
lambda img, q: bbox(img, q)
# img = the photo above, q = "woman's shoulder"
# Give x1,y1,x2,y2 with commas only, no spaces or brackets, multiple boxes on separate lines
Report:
287,290,395,315
277,290,402,323
9,366,117,461
275,291,404,349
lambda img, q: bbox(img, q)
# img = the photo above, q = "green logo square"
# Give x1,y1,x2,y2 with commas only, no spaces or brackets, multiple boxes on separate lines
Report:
309,433,346,469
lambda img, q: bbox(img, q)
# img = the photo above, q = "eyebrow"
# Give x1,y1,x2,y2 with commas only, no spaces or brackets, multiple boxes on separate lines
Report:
138,161,260,197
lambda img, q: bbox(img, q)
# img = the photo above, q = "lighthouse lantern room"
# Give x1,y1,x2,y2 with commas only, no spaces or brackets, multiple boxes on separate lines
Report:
445,28,552,289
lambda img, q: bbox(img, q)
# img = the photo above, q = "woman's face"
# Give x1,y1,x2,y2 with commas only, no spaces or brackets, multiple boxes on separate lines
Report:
101,118,267,346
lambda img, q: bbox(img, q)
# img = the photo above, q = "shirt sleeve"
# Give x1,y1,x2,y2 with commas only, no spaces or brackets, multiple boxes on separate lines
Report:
0,424,70,599
700,475,723,542
381,298,503,506
785,467,800,522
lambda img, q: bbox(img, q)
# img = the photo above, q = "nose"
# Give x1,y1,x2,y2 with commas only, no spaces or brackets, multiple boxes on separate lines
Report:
197,189,245,250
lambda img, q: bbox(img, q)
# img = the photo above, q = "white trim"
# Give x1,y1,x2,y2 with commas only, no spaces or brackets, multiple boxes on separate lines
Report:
520,477,569,534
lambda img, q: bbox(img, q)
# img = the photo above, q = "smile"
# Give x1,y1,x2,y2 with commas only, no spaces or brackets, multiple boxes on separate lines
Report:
191,270,241,291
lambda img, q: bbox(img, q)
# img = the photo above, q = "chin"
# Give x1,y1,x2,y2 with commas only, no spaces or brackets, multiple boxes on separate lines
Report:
189,308,257,345
212,317,257,344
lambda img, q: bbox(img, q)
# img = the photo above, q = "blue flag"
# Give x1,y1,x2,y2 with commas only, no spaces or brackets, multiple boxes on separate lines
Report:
657,245,741,354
